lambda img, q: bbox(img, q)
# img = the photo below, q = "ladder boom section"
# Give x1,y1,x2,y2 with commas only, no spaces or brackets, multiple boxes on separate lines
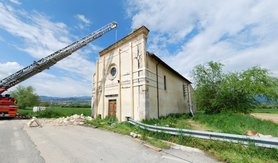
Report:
0,22,117,94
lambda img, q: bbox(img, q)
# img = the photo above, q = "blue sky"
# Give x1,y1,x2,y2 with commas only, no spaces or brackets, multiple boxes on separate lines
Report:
0,0,277,97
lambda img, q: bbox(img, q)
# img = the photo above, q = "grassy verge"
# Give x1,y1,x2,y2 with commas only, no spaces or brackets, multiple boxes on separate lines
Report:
85,117,278,163
143,112,278,137
85,116,170,149
143,114,194,129
143,114,213,131
85,116,134,135
17,107,91,118
252,109,278,114
194,112,278,136
146,131,278,163
17,108,33,115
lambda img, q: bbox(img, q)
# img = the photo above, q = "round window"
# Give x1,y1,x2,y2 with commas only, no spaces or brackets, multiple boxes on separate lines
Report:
110,67,117,77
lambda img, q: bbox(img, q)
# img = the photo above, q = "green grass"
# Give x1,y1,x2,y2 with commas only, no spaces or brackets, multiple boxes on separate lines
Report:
252,108,278,114
144,137,171,149
85,117,170,149
145,131,278,163
143,114,193,129
193,112,278,136
85,116,278,163
85,116,134,135
17,107,33,115
17,107,91,118
143,112,278,137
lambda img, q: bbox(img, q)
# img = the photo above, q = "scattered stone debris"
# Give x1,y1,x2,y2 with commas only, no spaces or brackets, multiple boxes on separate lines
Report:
245,130,258,136
50,114,93,126
256,133,273,139
129,132,161,152
245,130,273,138
27,117,42,128
27,114,93,127
130,132,142,138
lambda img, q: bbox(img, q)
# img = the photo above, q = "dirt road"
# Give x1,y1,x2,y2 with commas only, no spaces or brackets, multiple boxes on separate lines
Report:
1,120,218,163
251,113,278,124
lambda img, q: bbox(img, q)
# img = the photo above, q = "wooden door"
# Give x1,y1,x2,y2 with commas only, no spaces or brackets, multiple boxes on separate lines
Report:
108,100,117,116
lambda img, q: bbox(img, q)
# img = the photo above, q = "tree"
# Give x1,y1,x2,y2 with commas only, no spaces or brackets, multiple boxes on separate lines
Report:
193,61,225,113
193,61,278,113
10,86,40,109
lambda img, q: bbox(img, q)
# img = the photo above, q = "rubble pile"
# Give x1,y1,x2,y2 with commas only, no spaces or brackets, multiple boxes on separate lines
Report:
28,114,93,127
50,114,93,126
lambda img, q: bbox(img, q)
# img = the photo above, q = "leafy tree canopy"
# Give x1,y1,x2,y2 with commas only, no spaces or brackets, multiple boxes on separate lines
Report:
193,61,278,113
10,86,40,109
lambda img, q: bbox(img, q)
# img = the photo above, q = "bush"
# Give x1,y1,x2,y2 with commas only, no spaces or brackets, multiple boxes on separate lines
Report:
193,62,278,113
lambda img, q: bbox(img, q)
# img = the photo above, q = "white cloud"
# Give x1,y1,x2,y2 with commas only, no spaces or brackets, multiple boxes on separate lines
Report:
9,0,21,5
75,14,91,24
0,62,91,97
21,72,92,97
0,2,97,96
0,62,22,79
75,14,91,29
127,0,278,79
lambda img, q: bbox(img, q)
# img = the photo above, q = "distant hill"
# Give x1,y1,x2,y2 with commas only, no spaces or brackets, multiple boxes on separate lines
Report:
40,96,91,102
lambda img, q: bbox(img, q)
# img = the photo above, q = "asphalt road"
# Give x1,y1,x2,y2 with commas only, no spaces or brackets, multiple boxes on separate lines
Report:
0,120,44,163
0,120,218,163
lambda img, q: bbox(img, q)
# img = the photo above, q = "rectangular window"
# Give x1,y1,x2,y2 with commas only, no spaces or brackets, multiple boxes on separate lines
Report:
183,84,188,97
164,75,167,90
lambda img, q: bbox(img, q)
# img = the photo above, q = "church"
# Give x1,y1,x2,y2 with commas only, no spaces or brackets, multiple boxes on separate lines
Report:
92,26,195,121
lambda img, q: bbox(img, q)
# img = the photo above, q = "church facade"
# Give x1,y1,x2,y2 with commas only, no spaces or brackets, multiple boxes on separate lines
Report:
92,26,195,121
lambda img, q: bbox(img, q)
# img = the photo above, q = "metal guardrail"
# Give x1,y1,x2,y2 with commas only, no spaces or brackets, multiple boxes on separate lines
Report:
127,118,278,149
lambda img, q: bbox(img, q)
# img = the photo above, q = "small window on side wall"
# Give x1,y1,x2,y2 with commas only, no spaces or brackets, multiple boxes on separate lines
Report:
183,84,187,97
164,75,167,90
